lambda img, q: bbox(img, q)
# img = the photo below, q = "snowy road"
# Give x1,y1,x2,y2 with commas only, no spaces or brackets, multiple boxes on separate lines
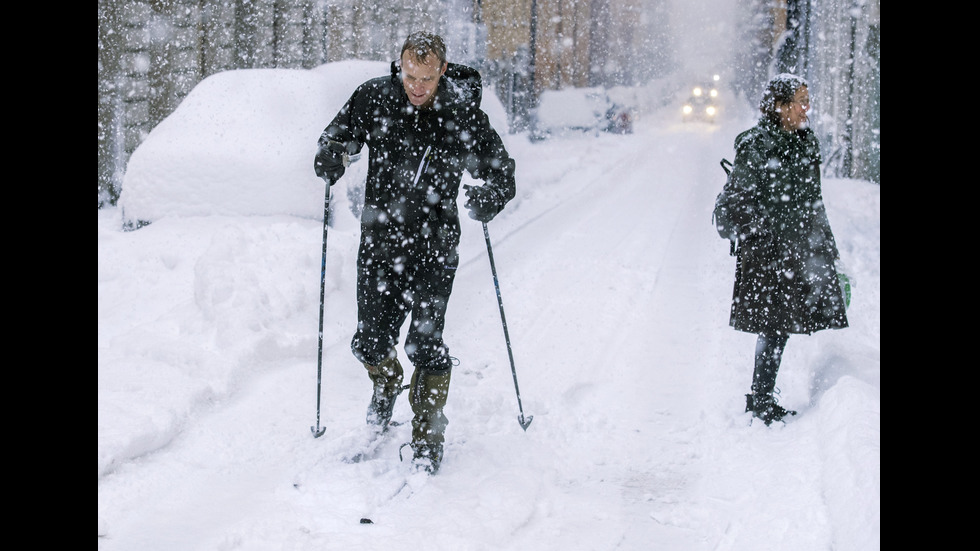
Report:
99,87,879,550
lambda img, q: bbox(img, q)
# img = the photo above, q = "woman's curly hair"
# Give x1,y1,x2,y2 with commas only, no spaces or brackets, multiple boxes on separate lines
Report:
759,73,808,124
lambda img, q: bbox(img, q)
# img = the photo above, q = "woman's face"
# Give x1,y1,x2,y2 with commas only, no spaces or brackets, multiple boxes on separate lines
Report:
779,86,810,131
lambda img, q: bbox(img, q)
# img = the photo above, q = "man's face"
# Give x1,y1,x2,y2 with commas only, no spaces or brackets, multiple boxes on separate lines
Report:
401,51,446,109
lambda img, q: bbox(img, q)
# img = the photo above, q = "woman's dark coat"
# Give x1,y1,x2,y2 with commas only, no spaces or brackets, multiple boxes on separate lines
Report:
725,118,848,335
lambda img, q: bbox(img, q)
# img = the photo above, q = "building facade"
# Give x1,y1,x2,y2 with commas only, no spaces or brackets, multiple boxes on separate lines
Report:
98,0,879,205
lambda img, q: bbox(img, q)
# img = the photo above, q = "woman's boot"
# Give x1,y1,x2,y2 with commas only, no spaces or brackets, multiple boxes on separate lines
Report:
745,392,796,425
746,332,795,425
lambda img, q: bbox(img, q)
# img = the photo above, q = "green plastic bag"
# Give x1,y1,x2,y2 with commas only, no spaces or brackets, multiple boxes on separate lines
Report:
835,260,853,310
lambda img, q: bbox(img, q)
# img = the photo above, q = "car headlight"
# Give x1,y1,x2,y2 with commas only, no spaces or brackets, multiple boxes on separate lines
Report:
692,87,703,97
683,104,693,115
705,106,717,117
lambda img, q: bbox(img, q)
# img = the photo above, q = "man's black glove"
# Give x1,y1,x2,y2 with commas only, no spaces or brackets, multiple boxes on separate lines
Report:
313,140,348,185
464,184,505,223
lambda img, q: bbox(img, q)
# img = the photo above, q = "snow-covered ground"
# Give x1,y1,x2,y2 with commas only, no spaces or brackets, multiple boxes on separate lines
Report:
98,61,880,550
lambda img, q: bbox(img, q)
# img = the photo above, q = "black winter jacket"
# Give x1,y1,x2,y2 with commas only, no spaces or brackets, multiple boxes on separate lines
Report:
725,118,848,335
317,61,516,256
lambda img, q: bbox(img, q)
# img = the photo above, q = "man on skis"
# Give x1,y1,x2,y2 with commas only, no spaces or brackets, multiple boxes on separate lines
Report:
313,31,517,473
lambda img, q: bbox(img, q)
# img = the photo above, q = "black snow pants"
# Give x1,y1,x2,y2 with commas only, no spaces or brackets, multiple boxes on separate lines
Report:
350,230,459,373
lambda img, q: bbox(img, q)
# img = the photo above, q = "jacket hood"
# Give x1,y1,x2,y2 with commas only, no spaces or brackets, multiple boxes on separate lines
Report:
389,60,483,110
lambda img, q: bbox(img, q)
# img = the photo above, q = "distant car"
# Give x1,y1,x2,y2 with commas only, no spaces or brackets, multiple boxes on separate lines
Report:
682,84,719,122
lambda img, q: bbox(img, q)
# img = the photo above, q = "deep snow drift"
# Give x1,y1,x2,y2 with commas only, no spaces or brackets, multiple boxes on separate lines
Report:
98,60,880,550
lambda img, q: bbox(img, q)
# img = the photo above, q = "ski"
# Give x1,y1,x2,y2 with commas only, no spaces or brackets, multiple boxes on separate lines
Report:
356,469,430,524
341,421,405,463
341,428,388,463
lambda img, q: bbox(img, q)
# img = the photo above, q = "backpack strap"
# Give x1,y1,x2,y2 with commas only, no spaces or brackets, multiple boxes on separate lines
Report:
720,158,732,176
720,158,736,256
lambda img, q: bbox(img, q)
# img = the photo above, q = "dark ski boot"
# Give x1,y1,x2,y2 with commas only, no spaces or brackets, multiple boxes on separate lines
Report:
408,366,451,474
745,392,796,426
365,355,404,431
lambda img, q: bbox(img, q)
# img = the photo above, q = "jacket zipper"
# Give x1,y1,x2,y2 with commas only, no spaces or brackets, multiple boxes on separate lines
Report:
414,145,432,186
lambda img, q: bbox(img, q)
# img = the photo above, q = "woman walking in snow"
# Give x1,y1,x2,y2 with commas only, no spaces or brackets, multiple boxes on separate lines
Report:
723,73,848,425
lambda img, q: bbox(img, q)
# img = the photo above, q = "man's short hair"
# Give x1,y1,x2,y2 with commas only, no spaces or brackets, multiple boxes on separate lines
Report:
401,31,447,66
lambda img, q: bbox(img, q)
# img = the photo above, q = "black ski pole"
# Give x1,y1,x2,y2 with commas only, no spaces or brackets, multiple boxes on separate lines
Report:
311,184,332,438
481,222,533,431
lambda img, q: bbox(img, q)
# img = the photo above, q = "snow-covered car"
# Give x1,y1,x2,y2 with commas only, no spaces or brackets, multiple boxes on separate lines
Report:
533,87,633,138
681,84,719,122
